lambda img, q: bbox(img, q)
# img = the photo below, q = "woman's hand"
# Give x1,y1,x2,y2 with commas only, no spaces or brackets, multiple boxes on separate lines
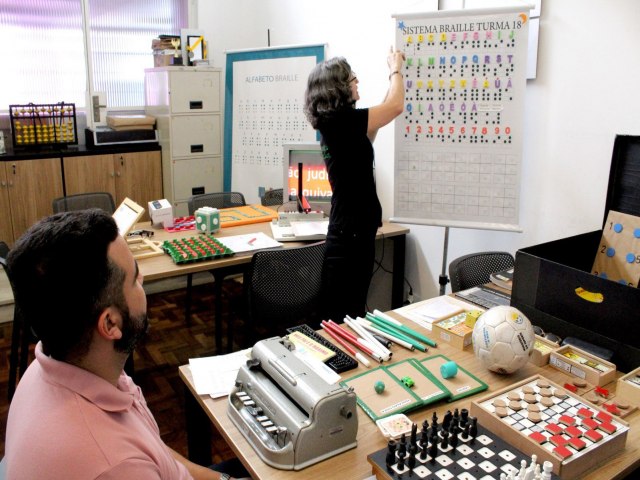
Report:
387,47,405,73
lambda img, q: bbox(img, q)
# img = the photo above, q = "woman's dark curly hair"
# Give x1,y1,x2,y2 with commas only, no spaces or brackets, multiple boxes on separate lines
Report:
304,57,355,129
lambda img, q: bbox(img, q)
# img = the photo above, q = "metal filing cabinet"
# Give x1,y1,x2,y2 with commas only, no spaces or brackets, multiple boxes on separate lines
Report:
144,66,223,216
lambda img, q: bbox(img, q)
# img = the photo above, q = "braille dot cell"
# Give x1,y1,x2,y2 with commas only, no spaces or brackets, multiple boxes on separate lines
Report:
626,253,636,264
606,247,616,257
613,223,623,233
634,228,640,238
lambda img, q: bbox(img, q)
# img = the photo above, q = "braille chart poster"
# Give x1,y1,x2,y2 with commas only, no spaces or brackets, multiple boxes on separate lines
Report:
224,45,324,203
391,7,529,231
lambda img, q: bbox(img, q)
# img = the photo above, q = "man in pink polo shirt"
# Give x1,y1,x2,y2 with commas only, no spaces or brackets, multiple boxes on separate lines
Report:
5,210,245,480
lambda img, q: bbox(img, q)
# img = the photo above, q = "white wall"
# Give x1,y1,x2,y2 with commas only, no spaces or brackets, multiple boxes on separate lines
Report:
196,0,640,302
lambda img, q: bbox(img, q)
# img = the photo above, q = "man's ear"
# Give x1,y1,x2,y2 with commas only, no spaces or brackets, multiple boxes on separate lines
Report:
97,307,123,341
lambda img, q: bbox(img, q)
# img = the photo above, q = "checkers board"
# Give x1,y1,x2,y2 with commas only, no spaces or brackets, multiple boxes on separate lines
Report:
162,236,234,264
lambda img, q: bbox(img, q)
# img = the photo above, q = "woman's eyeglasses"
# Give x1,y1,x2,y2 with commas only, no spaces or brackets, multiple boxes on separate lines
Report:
348,73,358,83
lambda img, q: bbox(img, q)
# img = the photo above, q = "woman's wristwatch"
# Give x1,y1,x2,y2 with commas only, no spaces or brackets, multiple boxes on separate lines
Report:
389,70,402,80
219,474,231,480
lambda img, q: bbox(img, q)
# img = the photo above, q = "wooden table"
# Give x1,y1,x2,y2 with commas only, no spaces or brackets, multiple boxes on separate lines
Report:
137,221,409,352
179,313,640,480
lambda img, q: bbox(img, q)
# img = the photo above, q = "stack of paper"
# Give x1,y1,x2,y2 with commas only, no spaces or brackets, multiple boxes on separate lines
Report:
393,296,478,330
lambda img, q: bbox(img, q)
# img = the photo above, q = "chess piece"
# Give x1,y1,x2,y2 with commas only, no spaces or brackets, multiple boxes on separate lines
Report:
428,438,437,462
397,448,406,471
385,440,397,469
431,411,439,433
449,425,458,452
410,422,418,447
421,420,429,445
460,408,469,427
440,429,449,449
407,448,416,470
419,438,428,461
453,407,460,425
541,461,553,480
443,409,452,430
469,416,478,440
398,433,407,457
462,422,470,440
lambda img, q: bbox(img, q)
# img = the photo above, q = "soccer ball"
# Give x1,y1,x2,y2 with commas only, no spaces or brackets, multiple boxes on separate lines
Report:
472,306,535,374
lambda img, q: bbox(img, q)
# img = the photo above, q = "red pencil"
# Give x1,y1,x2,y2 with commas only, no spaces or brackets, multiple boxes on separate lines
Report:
320,324,371,368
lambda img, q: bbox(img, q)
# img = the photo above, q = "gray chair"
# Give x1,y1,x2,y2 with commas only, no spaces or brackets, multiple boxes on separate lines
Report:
188,192,245,213
185,193,246,347
448,251,515,293
244,241,325,344
261,188,283,207
52,192,116,214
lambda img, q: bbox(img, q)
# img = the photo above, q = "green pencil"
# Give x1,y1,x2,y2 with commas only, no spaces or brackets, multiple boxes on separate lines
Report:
372,309,437,347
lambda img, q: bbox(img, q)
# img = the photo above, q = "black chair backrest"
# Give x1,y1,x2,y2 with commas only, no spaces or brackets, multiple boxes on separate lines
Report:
449,251,514,292
261,188,283,207
246,242,325,336
188,192,246,215
52,192,116,214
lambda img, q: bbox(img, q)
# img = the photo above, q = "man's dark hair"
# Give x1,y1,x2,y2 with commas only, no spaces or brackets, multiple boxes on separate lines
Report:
304,56,355,129
7,209,125,362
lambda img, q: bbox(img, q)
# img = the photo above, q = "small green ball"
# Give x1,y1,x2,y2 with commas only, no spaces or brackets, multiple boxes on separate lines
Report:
374,380,385,394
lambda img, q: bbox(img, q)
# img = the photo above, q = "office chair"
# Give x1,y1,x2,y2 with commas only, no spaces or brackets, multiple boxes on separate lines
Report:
244,241,325,345
184,192,247,333
448,251,515,293
52,192,116,214
261,188,283,207
187,191,246,213
1,241,32,402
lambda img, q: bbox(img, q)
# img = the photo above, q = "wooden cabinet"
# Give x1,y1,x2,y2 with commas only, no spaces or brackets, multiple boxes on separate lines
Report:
0,158,64,245
63,151,162,221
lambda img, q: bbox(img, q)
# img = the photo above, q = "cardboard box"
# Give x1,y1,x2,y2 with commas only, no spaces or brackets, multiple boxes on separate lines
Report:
148,199,173,228
549,344,617,386
529,334,560,367
431,312,473,350
511,135,640,372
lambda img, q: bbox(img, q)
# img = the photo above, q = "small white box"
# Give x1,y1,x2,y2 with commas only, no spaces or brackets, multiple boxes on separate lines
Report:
148,199,174,228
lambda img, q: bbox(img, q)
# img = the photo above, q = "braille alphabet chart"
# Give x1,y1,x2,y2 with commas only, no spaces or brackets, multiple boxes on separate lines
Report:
392,8,529,230
224,45,324,202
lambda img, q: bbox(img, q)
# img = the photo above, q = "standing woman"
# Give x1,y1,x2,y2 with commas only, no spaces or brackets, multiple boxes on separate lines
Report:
304,49,405,321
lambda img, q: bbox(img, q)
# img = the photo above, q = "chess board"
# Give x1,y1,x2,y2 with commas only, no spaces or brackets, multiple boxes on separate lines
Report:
470,375,629,480
368,411,559,480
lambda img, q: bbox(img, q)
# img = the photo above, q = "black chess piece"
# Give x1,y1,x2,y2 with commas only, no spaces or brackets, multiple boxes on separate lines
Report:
462,422,470,440
442,409,452,431
419,437,428,461
440,429,449,449
398,433,407,457
449,425,458,452
407,449,416,470
428,438,438,462
470,416,478,441
397,448,406,471
421,420,429,445
452,408,460,427
385,440,397,469
460,408,469,428
410,423,418,447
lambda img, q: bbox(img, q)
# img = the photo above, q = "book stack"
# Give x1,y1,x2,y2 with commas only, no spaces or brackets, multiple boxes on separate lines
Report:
151,35,182,66
489,267,514,290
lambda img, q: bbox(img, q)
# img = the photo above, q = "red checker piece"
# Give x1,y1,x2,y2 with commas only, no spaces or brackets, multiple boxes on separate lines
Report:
603,403,621,415
584,429,603,442
581,418,599,430
597,422,617,434
529,431,547,444
577,407,594,419
545,423,564,435
564,426,582,438
558,415,575,427
568,437,587,451
596,411,613,423
553,445,573,459
550,435,568,447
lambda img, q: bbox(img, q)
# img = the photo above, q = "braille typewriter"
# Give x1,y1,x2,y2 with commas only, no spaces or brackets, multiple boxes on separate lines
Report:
227,336,358,470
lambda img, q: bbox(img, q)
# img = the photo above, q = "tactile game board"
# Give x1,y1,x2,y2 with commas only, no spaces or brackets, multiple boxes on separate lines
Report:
368,410,559,480
162,236,234,264
470,375,629,479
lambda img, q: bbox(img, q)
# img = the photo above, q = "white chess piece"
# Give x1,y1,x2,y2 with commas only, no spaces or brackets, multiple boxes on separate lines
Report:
523,454,538,480
541,461,553,480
